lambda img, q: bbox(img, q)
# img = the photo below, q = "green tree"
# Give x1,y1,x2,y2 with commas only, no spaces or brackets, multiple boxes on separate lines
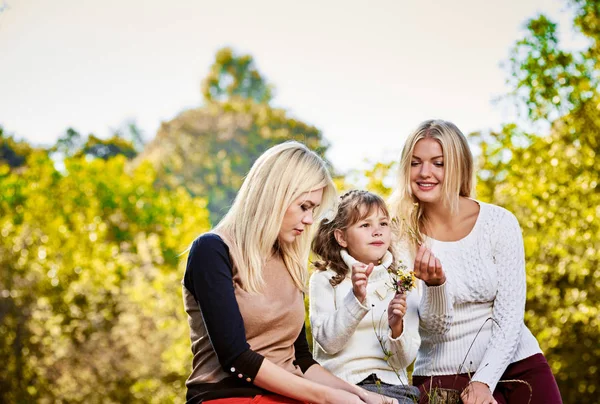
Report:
201,47,273,103
51,127,84,158
0,150,210,402
0,126,34,168
363,161,396,198
139,48,330,225
52,122,144,161
475,1,599,400
77,134,138,160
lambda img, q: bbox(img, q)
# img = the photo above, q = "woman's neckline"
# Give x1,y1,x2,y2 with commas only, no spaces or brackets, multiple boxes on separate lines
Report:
424,199,483,244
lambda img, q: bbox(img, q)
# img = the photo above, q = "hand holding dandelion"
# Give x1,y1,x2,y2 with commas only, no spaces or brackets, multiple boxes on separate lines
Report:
387,259,416,338
387,293,407,338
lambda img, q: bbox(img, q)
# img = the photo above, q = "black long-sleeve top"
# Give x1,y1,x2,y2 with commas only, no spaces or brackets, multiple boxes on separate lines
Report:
182,233,317,403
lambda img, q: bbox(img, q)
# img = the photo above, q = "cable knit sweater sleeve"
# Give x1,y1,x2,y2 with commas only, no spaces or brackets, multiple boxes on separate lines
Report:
471,209,527,391
309,270,371,355
401,237,454,336
418,282,453,335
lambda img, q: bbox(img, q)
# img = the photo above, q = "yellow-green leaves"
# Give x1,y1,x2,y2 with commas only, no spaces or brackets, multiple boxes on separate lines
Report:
0,153,209,402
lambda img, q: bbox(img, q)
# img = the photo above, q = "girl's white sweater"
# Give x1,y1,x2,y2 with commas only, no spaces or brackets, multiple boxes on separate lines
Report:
412,201,542,392
309,250,422,385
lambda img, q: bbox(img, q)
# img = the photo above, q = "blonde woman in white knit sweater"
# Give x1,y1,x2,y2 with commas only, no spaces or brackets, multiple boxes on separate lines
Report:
309,190,448,403
389,120,562,404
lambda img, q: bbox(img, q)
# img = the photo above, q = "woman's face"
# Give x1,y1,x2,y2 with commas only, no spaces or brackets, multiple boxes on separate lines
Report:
410,138,445,205
278,187,324,245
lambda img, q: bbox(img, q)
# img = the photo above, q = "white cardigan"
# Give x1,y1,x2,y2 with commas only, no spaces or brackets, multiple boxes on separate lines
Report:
309,250,421,385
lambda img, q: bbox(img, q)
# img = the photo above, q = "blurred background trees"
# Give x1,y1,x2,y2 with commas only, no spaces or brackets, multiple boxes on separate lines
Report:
138,47,330,225
0,128,210,402
0,0,598,401
474,1,600,400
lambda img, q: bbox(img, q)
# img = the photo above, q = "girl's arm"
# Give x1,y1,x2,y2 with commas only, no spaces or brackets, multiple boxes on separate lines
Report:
386,290,421,372
469,210,527,392
309,271,370,355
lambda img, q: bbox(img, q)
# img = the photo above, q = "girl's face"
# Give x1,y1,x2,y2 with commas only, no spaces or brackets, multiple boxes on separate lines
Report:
278,188,324,245
334,206,391,265
410,137,445,205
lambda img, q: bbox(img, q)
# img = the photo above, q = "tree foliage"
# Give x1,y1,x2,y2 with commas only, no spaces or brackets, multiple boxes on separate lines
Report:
201,47,273,104
0,152,209,402
0,126,35,168
52,122,144,161
476,1,599,400
140,47,330,225
77,134,138,160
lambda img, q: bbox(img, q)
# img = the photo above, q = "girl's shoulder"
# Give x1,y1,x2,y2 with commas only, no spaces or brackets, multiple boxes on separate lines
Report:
310,266,338,280
309,267,348,287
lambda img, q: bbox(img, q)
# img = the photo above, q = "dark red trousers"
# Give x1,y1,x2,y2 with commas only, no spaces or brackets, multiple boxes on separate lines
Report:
206,395,306,404
413,353,562,404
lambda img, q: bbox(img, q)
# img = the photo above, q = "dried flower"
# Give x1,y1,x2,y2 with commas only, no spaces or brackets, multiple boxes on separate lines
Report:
388,259,416,294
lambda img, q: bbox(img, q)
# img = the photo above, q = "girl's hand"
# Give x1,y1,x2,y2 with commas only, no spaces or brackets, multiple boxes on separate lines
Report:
460,381,497,404
351,262,374,304
387,293,407,338
413,244,446,286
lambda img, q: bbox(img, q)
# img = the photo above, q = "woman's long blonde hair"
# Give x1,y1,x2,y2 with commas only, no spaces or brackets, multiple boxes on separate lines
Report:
215,141,336,294
388,119,474,254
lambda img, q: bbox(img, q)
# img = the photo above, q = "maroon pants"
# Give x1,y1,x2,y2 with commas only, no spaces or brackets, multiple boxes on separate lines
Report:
413,353,562,404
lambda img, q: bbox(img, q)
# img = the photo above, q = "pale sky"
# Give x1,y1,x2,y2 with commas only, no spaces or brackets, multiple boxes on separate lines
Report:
0,0,577,173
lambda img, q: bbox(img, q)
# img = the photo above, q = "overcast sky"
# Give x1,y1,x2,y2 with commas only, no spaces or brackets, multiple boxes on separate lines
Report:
0,0,579,173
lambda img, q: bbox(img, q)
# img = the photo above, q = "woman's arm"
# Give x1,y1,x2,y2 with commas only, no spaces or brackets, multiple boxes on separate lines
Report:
412,245,453,335
185,235,363,403
418,282,453,335
470,210,527,392
309,271,370,355
185,234,263,376
254,360,365,404
302,365,398,404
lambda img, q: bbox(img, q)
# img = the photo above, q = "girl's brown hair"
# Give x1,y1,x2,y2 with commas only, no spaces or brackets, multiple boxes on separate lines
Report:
312,190,396,287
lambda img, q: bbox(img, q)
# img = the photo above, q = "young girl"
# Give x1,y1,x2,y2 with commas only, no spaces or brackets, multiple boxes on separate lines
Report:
182,142,397,404
389,119,562,404
309,190,424,403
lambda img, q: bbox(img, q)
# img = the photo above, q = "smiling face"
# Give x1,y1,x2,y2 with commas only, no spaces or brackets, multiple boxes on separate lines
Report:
278,188,324,245
410,137,445,205
334,206,391,265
